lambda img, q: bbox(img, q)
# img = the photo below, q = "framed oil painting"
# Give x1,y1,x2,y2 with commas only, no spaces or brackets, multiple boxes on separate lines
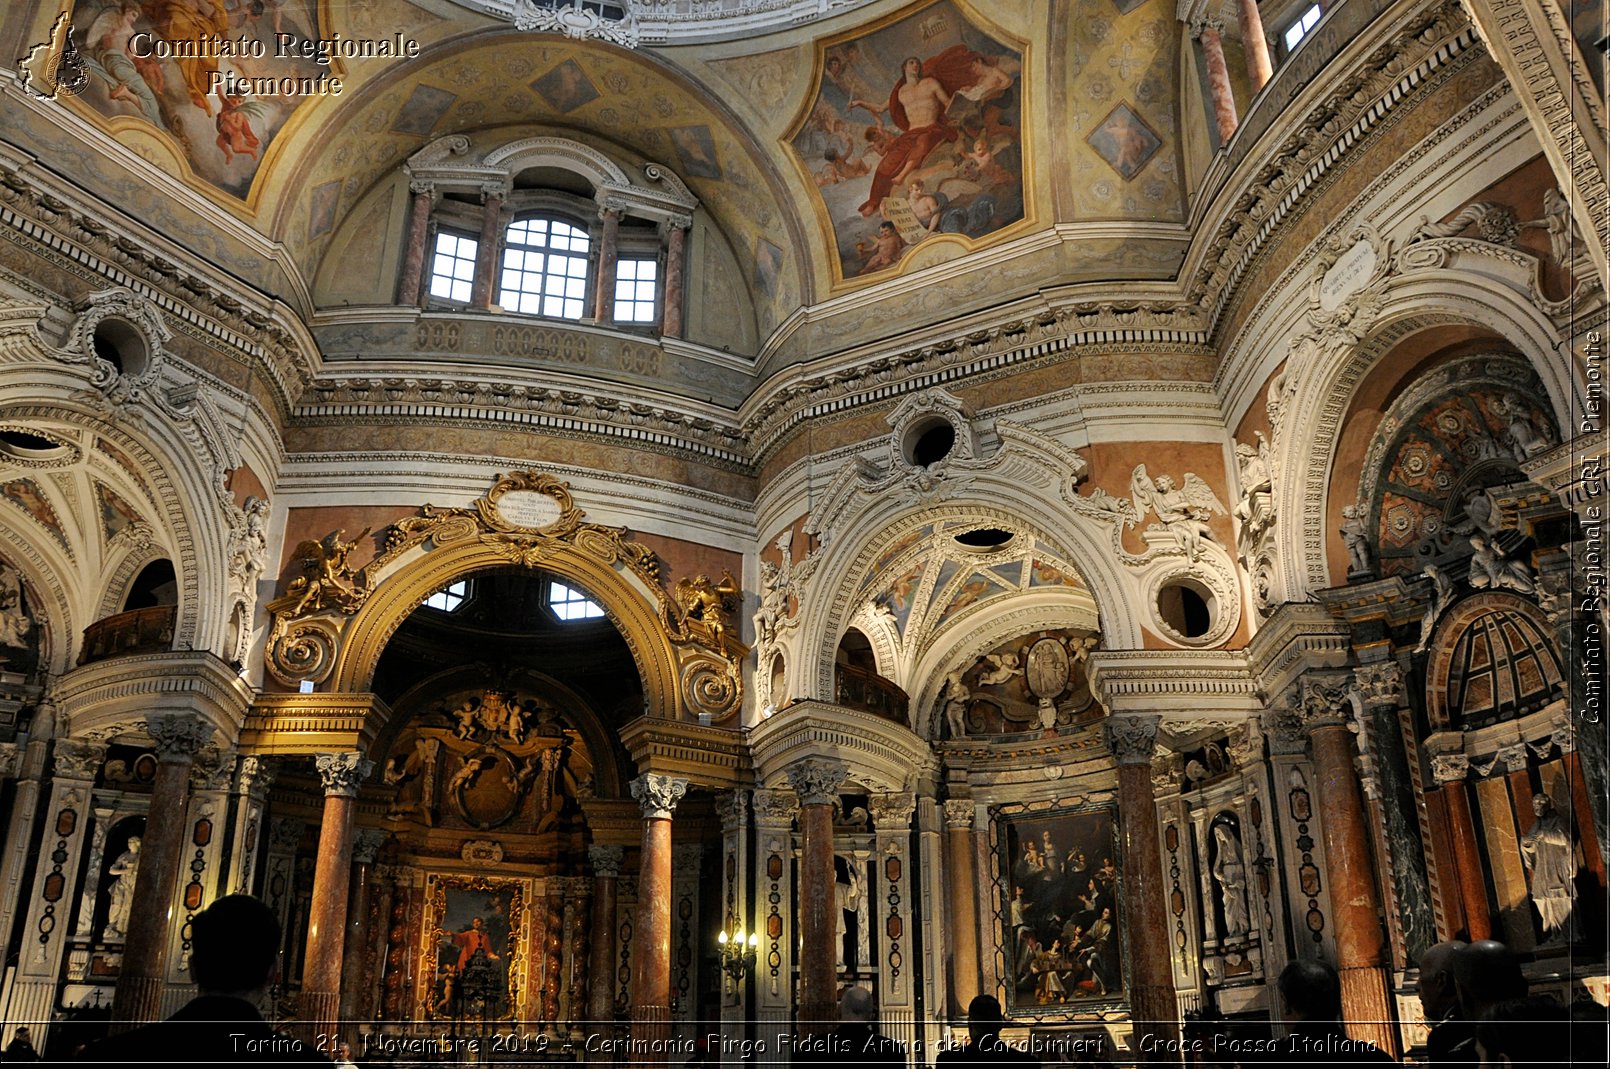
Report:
420,873,527,1022
997,805,1124,1014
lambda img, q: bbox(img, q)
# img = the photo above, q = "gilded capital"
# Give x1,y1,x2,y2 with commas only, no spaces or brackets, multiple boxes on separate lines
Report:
589,843,624,877
785,756,850,806
315,751,373,797
631,773,688,819
1104,714,1160,766
146,713,213,761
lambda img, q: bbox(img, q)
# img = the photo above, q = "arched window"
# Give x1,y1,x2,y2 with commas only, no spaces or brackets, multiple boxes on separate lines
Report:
499,217,591,319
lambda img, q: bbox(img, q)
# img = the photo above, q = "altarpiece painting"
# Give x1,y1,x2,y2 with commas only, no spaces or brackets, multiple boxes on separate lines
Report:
420,873,528,1022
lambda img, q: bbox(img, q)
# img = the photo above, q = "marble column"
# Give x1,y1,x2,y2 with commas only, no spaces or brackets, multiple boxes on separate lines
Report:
471,185,506,311
593,206,622,322
397,179,435,305
1430,755,1491,940
629,773,688,1064
1105,716,1180,1059
786,757,849,1036
588,844,624,1024
1235,0,1273,92
1192,18,1239,145
339,828,388,1029
224,756,275,896
113,714,212,1028
301,752,373,1043
660,219,689,338
942,798,980,1014
1299,681,1396,1055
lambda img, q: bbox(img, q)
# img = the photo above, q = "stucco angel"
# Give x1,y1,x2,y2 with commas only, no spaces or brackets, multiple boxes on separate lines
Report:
1129,465,1227,561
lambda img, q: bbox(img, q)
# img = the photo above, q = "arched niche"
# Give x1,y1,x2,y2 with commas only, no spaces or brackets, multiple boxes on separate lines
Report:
1425,591,1564,731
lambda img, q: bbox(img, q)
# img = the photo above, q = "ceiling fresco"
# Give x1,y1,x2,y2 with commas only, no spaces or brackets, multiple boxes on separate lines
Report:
786,0,1028,283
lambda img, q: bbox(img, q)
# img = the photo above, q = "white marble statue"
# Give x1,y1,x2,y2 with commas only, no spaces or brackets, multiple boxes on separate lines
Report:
104,837,141,940
1520,794,1579,942
1211,824,1250,939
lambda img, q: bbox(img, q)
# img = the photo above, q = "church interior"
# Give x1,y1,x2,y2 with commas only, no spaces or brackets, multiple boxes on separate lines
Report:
0,0,1605,1062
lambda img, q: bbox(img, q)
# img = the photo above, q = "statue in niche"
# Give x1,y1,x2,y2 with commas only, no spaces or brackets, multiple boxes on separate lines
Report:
1493,393,1554,461
1339,504,1373,578
1521,793,1580,943
1211,824,1250,940
1415,564,1457,653
1467,535,1535,594
941,666,971,738
1130,465,1228,562
0,560,34,652
104,837,141,940
834,858,869,971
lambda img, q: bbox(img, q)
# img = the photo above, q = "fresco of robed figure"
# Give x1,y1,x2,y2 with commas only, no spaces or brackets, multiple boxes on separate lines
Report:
68,1,326,198
790,0,1026,281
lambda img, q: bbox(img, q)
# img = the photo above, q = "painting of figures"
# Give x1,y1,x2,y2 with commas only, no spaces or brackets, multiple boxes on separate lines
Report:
790,0,1025,280
422,875,524,1021
999,807,1124,1013
68,1,325,198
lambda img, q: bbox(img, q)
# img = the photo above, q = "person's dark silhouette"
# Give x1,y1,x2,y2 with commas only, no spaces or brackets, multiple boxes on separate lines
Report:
1274,959,1395,1066
1474,996,1570,1069
793,987,904,1068
1451,939,1526,1022
74,894,328,1066
1417,940,1473,1066
935,995,1038,1066
6,1026,40,1061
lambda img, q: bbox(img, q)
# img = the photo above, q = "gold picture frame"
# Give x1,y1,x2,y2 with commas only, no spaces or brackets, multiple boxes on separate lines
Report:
418,872,530,1022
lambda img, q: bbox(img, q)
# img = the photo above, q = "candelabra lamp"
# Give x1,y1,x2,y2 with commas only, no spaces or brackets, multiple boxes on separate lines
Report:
716,926,758,980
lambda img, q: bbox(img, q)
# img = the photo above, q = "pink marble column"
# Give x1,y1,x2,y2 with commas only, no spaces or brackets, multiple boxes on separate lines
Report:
1300,682,1397,1056
943,799,981,1014
593,206,622,322
112,714,212,1029
1105,717,1180,1060
471,185,506,311
1430,755,1492,940
660,220,688,338
587,844,623,1024
301,753,373,1043
1193,19,1240,145
396,180,435,306
339,828,387,1031
787,757,849,1036
1236,0,1273,92
630,774,687,1066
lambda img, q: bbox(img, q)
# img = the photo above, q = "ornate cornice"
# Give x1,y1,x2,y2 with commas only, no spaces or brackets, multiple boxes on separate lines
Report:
631,773,689,819
315,751,373,797
1086,651,1260,714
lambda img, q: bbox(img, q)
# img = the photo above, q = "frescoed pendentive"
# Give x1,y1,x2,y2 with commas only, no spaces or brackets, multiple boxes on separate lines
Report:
790,0,1025,281
67,1,328,199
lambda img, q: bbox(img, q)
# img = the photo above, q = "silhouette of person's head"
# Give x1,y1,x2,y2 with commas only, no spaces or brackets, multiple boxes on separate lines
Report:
1453,940,1526,1017
1418,940,1467,1020
967,994,1008,1046
1276,959,1342,1024
840,985,876,1024
1475,996,1570,1069
190,894,281,999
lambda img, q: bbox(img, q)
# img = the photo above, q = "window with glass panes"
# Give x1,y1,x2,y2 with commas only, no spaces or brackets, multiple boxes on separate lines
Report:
1283,3,1322,51
428,232,478,303
613,258,658,323
499,217,591,319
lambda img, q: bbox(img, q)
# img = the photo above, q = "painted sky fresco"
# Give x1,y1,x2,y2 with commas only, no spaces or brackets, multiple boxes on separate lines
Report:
69,1,325,199
791,1,1025,281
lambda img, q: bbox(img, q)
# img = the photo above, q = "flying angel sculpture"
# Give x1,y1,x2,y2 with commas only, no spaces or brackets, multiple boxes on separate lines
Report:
1130,465,1228,562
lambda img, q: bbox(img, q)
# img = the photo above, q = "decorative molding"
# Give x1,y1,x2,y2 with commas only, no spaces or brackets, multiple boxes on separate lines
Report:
461,838,505,865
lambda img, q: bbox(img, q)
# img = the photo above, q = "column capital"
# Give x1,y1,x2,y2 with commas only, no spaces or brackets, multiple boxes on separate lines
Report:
751,787,799,826
479,181,509,202
1104,714,1159,766
942,798,975,829
597,203,625,222
665,213,693,232
785,756,850,806
1352,663,1404,709
869,791,916,831
1298,676,1352,730
589,843,624,877
713,790,748,831
1493,742,1529,774
235,754,277,795
270,817,304,850
1430,753,1469,785
630,773,688,818
146,713,213,761
352,827,389,864
52,738,107,781
1190,16,1225,39
189,746,235,792
315,752,373,797
407,177,436,197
